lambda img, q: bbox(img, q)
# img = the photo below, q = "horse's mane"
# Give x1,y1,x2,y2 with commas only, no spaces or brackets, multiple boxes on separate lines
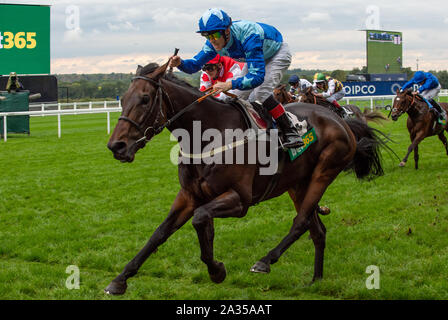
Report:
137,62,199,93
275,83,286,89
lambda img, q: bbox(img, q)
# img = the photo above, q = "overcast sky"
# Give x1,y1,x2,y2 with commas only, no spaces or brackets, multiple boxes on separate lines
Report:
5,0,448,74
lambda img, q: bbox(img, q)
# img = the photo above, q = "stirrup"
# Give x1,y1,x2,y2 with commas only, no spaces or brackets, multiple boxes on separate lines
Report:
281,132,304,149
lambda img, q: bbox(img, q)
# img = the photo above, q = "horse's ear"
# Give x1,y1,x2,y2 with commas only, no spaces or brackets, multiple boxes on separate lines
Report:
150,61,169,81
396,88,399,94
136,65,143,75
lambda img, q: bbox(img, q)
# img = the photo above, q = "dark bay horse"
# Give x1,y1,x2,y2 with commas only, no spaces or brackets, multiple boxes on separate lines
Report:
391,89,448,169
105,61,386,295
275,86,387,125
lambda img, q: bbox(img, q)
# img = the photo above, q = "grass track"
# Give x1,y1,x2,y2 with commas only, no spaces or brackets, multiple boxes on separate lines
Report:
0,110,447,300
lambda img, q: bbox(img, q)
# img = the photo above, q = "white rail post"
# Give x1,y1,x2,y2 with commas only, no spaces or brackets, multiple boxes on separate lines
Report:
58,103,61,138
41,103,45,117
104,101,107,109
3,116,7,142
107,111,111,134
370,97,373,110
89,101,92,110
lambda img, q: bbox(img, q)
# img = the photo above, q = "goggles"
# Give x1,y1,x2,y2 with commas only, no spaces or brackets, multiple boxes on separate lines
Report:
201,31,223,41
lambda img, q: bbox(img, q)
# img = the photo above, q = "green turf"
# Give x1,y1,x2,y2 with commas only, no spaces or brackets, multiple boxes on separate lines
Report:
0,110,447,300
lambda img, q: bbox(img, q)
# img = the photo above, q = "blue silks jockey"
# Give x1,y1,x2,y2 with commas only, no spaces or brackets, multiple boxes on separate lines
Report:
401,71,443,118
169,8,303,148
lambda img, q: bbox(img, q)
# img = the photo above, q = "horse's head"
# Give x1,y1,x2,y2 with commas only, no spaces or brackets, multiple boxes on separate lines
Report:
391,88,413,121
297,86,314,103
273,84,290,104
107,62,170,162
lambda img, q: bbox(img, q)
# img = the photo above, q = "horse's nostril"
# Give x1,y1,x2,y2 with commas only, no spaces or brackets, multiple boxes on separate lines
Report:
108,140,127,154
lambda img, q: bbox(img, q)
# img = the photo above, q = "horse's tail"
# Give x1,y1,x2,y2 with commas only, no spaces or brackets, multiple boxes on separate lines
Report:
345,118,385,180
362,109,388,124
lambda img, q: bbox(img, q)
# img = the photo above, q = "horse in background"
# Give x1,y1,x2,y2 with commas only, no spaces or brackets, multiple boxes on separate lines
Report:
275,85,387,125
391,89,448,169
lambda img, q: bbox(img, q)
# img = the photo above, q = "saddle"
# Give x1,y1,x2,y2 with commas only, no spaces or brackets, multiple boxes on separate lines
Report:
228,98,315,205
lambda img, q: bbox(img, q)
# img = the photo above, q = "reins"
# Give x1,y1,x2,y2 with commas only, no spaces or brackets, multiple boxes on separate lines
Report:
119,74,233,147
390,92,420,118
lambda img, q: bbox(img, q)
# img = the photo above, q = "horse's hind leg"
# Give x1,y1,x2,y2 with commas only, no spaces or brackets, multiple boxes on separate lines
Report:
105,189,195,295
251,166,338,279
192,189,247,284
438,131,448,155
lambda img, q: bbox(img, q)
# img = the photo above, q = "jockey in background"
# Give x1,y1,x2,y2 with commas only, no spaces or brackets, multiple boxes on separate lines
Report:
169,8,303,148
401,71,444,120
288,75,312,98
199,54,248,102
313,73,346,116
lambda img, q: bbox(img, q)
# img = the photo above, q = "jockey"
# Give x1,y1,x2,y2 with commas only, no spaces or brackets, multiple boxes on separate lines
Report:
169,8,303,148
199,54,248,102
312,73,346,114
288,75,312,97
401,71,443,119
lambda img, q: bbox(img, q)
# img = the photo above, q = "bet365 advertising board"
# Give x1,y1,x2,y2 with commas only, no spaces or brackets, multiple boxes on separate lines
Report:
0,4,50,75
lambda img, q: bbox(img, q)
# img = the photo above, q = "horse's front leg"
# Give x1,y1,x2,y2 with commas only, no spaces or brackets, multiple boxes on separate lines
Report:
438,132,448,155
105,189,196,295
192,189,247,283
399,133,424,168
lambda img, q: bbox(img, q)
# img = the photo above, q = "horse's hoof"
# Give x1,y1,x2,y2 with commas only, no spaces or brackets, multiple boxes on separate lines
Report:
104,280,127,295
209,262,227,284
399,161,406,167
250,261,270,274
318,206,331,215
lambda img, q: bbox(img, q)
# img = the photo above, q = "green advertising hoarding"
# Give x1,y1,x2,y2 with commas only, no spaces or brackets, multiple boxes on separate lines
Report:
366,30,403,74
0,4,50,75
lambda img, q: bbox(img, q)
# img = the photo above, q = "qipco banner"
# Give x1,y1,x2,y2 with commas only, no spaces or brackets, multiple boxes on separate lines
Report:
342,81,407,97
0,4,50,75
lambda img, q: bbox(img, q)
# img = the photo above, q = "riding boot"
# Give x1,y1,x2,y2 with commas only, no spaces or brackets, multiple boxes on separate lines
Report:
430,99,445,120
428,105,440,119
331,100,345,118
262,95,304,149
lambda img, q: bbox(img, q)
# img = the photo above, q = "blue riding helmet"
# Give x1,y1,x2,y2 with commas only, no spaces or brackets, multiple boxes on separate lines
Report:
288,75,300,85
197,8,232,33
413,71,425,83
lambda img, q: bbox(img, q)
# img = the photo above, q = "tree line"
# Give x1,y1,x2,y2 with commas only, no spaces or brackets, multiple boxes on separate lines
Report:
57,68,448,101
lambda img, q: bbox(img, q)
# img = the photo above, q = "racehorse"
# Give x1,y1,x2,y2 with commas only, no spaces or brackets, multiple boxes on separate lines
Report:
275,85,387,125
273,84,296,104
390,89,448,169
105,61,386,295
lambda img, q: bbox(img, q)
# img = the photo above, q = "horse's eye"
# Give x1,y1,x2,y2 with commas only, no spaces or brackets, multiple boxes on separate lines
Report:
142,94,150,105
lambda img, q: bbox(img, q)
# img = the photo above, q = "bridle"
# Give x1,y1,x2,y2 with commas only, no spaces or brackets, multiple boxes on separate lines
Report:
390,93,416,118
118,73,212,146
118,75,174,145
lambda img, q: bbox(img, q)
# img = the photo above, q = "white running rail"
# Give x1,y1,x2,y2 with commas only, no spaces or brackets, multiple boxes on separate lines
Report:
1,100,122,142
